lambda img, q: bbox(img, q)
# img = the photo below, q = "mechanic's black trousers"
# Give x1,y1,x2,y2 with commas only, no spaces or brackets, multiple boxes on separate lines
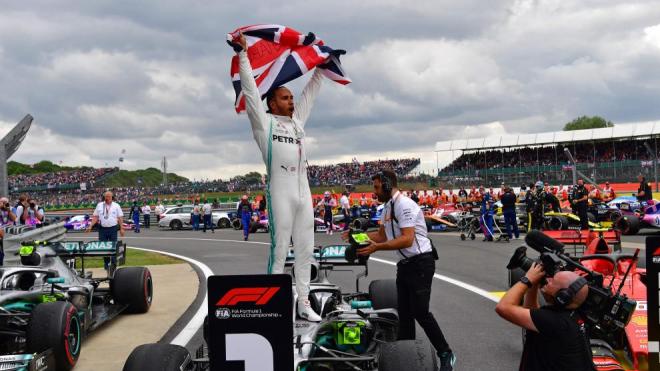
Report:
576,203,589,230
396,254,450,354
342,209,351,231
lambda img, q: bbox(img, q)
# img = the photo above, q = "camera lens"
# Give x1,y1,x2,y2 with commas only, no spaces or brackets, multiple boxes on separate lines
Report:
507,246,537,272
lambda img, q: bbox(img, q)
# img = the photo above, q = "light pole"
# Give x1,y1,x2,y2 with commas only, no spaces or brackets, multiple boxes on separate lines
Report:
643,142,658,192
564,148,577,185
0,115,33,196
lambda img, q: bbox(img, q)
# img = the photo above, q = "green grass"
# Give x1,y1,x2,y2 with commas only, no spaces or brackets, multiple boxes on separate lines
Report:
8,160,85,175
99,168,188,187
75,247,182,268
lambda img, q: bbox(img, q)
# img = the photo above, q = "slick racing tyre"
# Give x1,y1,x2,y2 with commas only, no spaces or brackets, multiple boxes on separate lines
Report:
231,218,242,230
615,215,640,235
112,267,153,313
369,279,398,310
123,343,192,371
609,210,622,222
352,217,369,231
546,215,568,231
587,212,597,223
28,301,82,371
378,340,438,371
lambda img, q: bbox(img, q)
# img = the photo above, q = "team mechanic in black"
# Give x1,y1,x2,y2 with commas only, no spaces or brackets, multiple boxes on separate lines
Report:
636,174,653,202
571,179,589,230
342,170,456,371
496,263,594,371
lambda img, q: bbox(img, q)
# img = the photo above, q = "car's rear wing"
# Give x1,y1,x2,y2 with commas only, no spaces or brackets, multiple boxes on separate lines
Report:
51,240,126,262
285,244,366,267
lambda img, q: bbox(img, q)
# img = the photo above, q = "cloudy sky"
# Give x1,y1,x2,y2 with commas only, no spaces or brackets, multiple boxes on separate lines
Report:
1,0,660,180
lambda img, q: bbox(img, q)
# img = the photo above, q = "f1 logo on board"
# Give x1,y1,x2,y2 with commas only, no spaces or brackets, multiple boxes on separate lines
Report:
208,275,293,371
216,287,280,306
653,247,660,264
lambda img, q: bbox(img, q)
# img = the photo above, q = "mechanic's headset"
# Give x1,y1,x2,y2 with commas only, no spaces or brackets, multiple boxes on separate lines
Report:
555,276,588,307
378,172,393,195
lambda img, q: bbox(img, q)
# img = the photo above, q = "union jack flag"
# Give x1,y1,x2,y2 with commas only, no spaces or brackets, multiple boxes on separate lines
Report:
227,24,351,113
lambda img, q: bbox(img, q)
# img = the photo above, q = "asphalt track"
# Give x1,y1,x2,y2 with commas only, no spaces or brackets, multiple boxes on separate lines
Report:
97,226,654,371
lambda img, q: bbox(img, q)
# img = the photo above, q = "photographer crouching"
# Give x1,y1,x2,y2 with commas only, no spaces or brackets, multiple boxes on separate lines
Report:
496,263,595,370
342,170,456,371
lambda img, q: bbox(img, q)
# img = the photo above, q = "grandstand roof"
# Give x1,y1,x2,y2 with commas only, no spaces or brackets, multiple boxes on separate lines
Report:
434,121,660,152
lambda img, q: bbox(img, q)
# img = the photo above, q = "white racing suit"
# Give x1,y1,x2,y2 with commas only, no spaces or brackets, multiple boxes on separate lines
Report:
238,50,323,300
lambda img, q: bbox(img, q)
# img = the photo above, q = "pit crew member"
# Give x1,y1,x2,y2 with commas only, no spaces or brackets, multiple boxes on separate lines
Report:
480,186,494,242
572,180,589,230
87,191,125,270
317,191,337,234
345,170,456,371
501,186,519,240
237,195,252,241
339,191,351,231
129,201,141,233
636,174,652,202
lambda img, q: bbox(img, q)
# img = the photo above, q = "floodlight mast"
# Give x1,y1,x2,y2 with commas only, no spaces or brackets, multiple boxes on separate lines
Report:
0,115,33,196
643,142,658,192
563,147,602,190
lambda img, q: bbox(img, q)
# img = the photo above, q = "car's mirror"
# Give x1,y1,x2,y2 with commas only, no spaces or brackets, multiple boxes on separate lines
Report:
46,277,65,284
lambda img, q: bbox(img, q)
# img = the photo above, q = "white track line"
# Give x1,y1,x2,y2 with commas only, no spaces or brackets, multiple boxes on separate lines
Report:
369,257,500,303
129,246,213,347
127,236,500,348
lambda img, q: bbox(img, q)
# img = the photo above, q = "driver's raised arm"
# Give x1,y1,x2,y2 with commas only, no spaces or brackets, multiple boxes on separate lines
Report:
294,68,323,126
238,45,269,150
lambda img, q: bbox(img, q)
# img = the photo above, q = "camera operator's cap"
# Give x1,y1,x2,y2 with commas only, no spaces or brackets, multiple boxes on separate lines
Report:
535,181,544,188
241,195,248,200
324,191,331,196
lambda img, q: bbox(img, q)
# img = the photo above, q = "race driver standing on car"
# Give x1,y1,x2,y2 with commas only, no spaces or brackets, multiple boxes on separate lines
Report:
235,33,324,321
343,170,456,371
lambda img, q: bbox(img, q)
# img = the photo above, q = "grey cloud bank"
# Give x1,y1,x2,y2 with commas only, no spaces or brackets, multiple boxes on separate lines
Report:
1,0,659,179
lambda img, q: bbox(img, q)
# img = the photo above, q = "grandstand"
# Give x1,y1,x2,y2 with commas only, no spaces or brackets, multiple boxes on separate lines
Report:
8,158,422,210
308,158,420,186
435,122,660,187
10,167,116,193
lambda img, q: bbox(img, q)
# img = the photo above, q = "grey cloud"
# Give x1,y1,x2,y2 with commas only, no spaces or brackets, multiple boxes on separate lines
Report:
1,0,660,177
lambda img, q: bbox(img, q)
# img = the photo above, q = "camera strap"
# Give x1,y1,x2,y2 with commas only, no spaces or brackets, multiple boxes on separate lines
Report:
570,311,597,371
390,195,439,261
388,196,410,260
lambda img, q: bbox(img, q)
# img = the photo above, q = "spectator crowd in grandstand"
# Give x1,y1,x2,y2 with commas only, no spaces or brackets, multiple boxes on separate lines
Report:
308,158,420,186
442,141,653,173
7,158,420,208
9,168,114,189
